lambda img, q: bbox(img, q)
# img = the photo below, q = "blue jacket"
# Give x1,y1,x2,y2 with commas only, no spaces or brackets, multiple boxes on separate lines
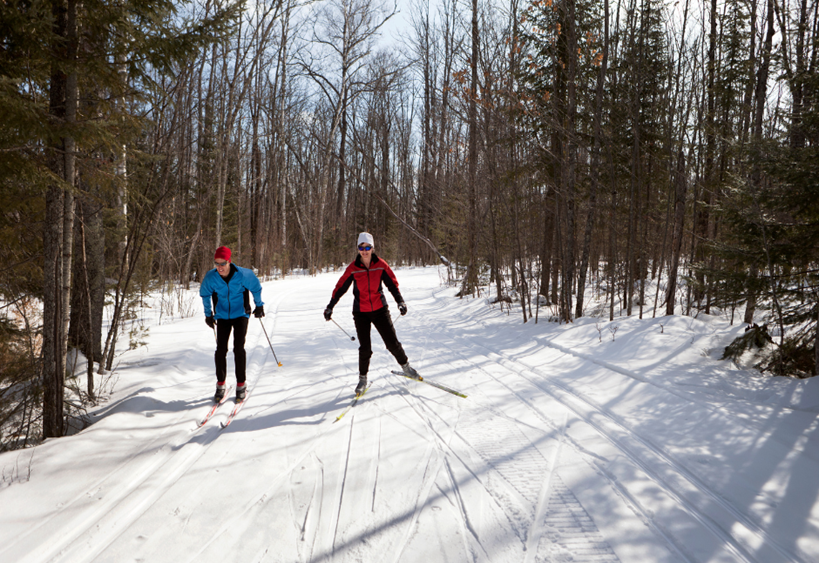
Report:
200,264,264,320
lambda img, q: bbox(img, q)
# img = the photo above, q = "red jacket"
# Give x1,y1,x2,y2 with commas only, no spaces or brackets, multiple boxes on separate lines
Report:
328,254,404,313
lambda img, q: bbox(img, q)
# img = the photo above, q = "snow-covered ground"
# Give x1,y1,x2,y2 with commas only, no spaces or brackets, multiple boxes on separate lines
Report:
2,266,819,563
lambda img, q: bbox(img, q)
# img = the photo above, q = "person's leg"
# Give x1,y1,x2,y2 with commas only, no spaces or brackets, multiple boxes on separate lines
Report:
372,308,408,366
215,319,233,384
214,320,233,400
353,312,373,375
232,317,249,385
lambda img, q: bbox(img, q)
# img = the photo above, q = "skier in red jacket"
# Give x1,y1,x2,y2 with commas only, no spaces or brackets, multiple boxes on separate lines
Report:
324,232,419,395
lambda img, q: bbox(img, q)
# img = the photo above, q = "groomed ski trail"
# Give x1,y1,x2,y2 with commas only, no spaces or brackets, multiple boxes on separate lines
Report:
3,268,816,563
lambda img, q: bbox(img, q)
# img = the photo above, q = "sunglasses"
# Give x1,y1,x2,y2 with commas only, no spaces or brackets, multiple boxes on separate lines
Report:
214,260,229,267
358,244,373,251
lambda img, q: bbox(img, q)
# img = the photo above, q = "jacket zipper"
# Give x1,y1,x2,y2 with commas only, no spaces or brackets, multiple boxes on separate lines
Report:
220,274,231,318
365,263,372,311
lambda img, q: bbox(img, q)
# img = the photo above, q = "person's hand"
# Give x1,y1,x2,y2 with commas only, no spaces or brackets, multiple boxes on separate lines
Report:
398,302,407,316
253,305,265,318
324,307,333,321
205,316,215,329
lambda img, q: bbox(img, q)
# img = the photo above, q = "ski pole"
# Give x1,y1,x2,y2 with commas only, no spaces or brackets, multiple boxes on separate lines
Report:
258,318,283,367
389,312,404,330
331,318,356,341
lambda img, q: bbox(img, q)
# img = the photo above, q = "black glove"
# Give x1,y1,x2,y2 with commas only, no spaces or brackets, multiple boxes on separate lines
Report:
253,305,265,318
398,302,407,316
205,316,215,329
324,307,333,321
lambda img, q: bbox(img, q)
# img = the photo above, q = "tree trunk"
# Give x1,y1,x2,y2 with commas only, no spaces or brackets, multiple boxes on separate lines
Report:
693,0,719,308
576,0,608,318
787,0,809,148
666,149,687,315
744,0,775,323
337,86,348,229
69,196,104,377
463,0,480,297
539,193,554,303
815,299,819,376
73,209,95,399
609,180,617,321
43,0,79,438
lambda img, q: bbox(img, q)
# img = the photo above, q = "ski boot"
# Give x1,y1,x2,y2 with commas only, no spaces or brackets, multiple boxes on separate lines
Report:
402,362,421,380
355,375,367,396
214,382,226,402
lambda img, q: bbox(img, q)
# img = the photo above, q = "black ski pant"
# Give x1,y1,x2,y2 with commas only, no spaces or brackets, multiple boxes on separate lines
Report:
215,316,248,384
353,307,408,376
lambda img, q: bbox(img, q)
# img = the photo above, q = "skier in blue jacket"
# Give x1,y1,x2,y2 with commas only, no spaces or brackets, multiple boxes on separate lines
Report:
200,246,264,402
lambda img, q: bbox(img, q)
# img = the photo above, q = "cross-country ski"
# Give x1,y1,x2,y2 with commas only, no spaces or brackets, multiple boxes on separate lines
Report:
391,370,468,398
220,388,252,429
197,386,234,428
334,385,372,423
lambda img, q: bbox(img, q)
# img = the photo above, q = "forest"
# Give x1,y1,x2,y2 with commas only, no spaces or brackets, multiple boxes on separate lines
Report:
0,0,817,448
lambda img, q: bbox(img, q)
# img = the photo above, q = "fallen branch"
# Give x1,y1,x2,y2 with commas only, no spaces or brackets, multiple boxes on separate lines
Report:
372,193,452,271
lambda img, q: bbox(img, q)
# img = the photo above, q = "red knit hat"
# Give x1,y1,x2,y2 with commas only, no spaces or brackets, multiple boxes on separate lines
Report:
214,246,231,261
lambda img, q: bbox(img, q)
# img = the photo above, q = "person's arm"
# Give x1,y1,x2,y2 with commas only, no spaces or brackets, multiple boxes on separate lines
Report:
327,266,355,310
199,273,214,317
381,263,404,305
381,263,407,314
246,269,264,308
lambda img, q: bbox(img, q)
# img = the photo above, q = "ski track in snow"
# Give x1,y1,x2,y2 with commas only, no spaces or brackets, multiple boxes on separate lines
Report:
417,285,810,563
414,310,626,563
377,379,468,562
431,333,713,563
489,344,808,563
2,268,817,563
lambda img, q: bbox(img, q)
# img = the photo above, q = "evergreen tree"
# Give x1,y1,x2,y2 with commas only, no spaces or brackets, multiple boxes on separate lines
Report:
1,0,242,439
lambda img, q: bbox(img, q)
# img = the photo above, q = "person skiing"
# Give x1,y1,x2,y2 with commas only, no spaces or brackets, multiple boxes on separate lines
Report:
200,246,265,402
324,232,419,396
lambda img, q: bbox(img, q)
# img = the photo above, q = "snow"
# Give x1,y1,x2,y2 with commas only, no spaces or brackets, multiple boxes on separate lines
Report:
2,266,819,563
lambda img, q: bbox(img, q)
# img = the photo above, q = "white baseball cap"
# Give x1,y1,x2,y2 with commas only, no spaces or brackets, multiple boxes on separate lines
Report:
357,232,374,247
